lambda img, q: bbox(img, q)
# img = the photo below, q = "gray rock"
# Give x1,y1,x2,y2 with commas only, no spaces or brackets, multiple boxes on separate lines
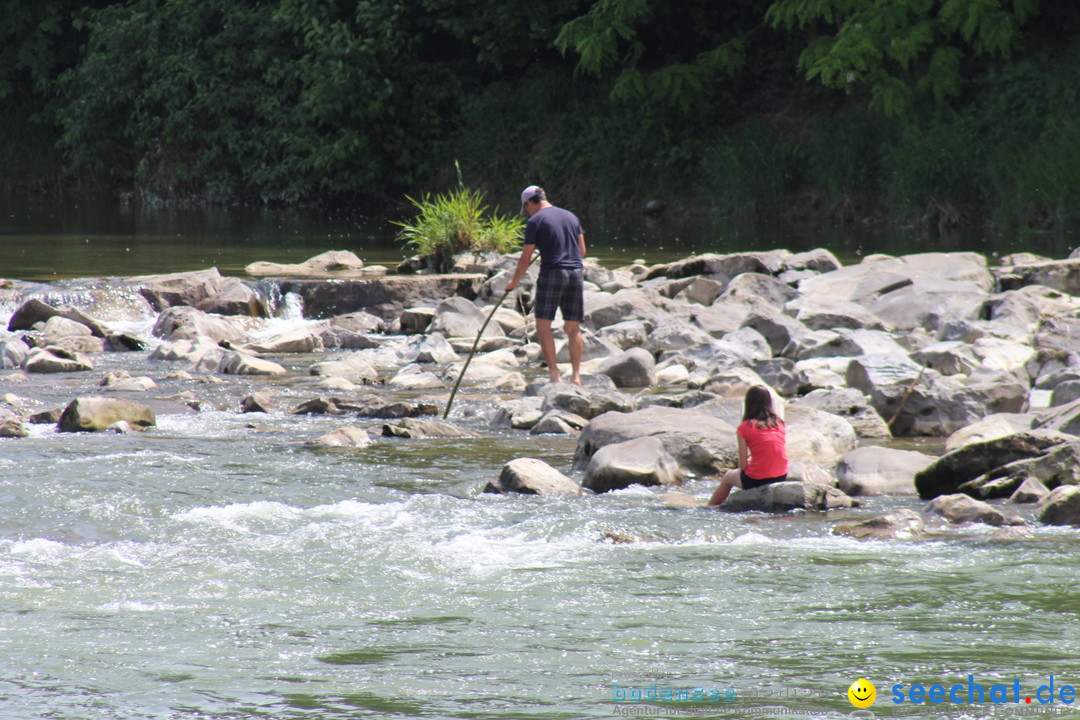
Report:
531,410,588,435
791,388,891,439
716,272,799,310
582,436,683,493
960,440,1080,499
128,268,226,310
218,351,287,375
926,493,1022,526
914,432,1070,499
23,346,94,373
195,277,268,316
245,250,365,278
381,418,479,439
741,309,811,356
836,446,934,496
152,306,248,344
0,338,30,368
661,251,787,281
1009,478,1050,504
597,320,649,350
492,396,545,430
574,406,737,476
832,509,925,540
486,458,582,496
307,426,373,448
596,347,656,388
429,296,505,339
241,391,276,413
719,481,857,512
245,327,325,354
310,355,378,383
1037,485,1080,526
943,414,1038,452
0,416,28,438
536,382,637,421
57,396,156,432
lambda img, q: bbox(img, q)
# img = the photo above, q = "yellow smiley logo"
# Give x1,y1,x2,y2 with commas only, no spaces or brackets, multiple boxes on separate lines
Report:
848,678,876,708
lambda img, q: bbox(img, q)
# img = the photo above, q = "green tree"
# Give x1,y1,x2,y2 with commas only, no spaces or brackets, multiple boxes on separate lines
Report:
766,0,1042,115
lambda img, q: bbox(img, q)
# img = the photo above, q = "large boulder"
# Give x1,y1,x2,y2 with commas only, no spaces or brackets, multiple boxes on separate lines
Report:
306,427,373,448
381,418,479,439
485,458,582,496
719,481,857,512
57,396,156,432
152,306,249,344
837,446,934,496
272,274,486,321
791,388,891,439
582,437,683,493
195,277,268,317
218,351,288,375
0,338,30,368
23,346,94,373
1037,486,1080,526
246,250,366,278
914,431,1070,499
128,268,226,310
310,354,379,383
429,297,504,339
244,327,325,354
535,380,637,421
832,509,925,540
574,406,737,476
596,347,656,388
959,439,1080,499
995,257,1080,296
925,494,1022,526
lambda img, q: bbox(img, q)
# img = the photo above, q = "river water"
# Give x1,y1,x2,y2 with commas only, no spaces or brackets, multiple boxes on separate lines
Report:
2,198,1080,719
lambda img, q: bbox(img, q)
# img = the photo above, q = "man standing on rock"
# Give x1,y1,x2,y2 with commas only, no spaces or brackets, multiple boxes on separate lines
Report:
506,185,586,385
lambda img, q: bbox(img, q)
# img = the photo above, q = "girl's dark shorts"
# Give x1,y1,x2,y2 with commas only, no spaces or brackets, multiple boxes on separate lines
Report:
534,268,585,322
740,470,787,490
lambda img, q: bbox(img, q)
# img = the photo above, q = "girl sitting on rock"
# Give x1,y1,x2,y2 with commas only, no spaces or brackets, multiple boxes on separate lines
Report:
708,385,788,507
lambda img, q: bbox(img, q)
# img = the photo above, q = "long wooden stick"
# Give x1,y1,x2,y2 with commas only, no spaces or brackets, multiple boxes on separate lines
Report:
443,257,536,418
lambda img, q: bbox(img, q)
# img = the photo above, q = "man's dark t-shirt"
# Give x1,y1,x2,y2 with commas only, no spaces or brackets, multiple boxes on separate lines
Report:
524,206,583,271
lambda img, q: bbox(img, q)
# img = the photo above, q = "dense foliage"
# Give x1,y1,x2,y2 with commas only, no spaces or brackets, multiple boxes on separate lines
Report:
2,0,1079,231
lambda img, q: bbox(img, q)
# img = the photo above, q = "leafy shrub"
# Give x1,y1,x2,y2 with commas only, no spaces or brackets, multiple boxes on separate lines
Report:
395,184,523,268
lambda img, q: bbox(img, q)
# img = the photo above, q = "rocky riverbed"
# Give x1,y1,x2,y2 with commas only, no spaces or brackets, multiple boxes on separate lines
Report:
4,247,1080,538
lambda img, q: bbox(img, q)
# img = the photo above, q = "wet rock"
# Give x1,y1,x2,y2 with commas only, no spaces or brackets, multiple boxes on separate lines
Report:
28,408,63,424
241,391,276,413
485,457,582,496
218,351,287,376
0,338,30,368
535,381,637,421
309,355,378,384
399,307,435,334
531,410,588,435
356,399,439,419
245,250,365,278
832,509,925,540
926,493,1023,526
7,298,61,331
429,296,505,339
388,365,446,390
1009,478,1050,504
23,346,94,373
0,415,28,438
307,426,373,448
719,481,858,512
582,436,683,493
596,347,656,388
100,370,157,392
292,397,352,415
381,418,479,439
57,396,156,432
944,413,1037,453
574,406,737,476
274,274,486,321
245,327,324,354
196,277,268,317
492,397,545,430
836,446,934,496
791,388,891,439
129,268,226,310
152,306,248,344
960,439,1080,499
915,431,1070,499
1037,486,1080,526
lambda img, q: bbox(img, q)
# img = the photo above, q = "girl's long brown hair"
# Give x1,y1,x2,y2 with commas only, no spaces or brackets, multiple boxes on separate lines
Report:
743,385,782,429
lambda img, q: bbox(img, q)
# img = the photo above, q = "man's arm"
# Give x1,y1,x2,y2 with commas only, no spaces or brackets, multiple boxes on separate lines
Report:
505,244,535,291
578,233,586,258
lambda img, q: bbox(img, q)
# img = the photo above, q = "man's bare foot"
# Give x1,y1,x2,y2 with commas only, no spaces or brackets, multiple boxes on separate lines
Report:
570,376,582,386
